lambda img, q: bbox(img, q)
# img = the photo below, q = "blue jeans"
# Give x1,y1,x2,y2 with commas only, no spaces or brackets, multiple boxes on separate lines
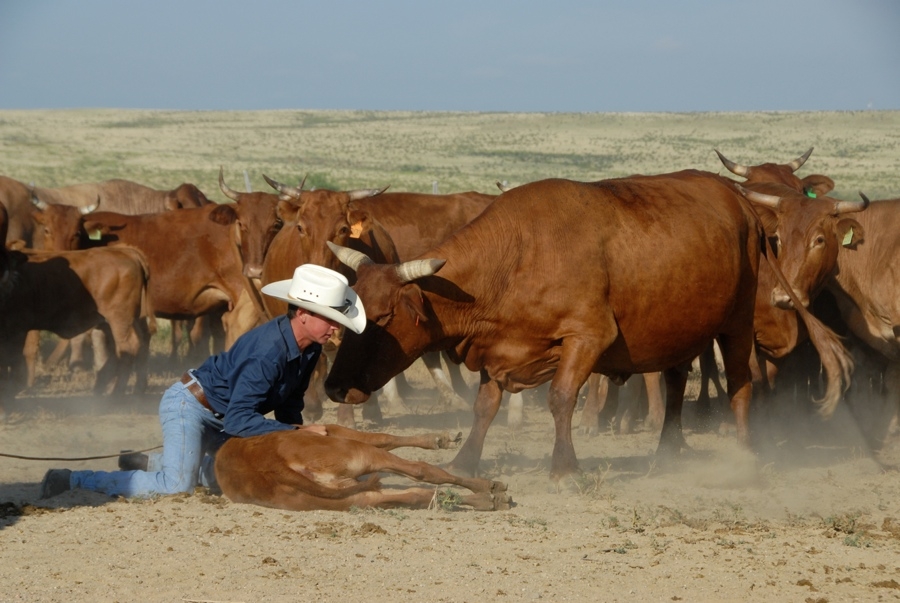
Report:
70,381,226,498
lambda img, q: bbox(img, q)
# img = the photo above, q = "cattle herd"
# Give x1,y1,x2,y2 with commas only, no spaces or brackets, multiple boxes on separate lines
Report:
1,147,897,511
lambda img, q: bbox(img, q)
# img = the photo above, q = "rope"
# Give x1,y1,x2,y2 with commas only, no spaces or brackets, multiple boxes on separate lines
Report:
0,444,162,462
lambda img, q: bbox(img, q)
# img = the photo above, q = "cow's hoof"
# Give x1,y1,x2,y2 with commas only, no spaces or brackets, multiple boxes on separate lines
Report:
435,431,463,449
492,492,512,511
440,390,470,411
490,480,508,494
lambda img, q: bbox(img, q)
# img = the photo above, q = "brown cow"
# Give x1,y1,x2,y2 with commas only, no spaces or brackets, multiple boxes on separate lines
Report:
75,206,247,361
2,176,211,249
684,149,855,426
31,179,211,213
258,178,399,425
324,171,852,480
214,424,511,511
354,191,497,409
727,171,865,415
743,184,896,424
0,176,37,247
0,242,152,414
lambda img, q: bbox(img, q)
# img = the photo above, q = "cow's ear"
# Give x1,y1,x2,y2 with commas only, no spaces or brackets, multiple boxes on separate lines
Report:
802,174,835,197
209,204,237,225
754,206,779,238
276,199,301,223
164,198,181,211
346,207,373,239
836,218,864,249
82,220,112,235
399,285,429,325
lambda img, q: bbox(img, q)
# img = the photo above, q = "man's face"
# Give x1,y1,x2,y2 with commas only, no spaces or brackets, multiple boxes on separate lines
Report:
303,311,342,345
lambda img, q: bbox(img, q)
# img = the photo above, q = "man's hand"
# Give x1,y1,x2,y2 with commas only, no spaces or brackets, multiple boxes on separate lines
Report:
295,424,328,436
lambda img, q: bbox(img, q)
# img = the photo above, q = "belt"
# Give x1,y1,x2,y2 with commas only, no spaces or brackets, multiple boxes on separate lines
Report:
180,371,222,419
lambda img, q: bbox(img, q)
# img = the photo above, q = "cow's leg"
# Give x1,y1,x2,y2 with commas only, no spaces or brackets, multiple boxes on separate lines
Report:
322,424,462,450
547,338,602,480
303,355,328,424
23,330,40,389
378,377,411,415
446,373,503,477
90,328,109,373
717,331,755,448
507,392,524,430
92,323,118,395
422,351,468,410
323,443,507,501
335,404,357,428
657,365,690,455
133,318,151,394
445,352,473,398
616,374,644,434
643,372,664,432
45,337,70,369
578,373,608,435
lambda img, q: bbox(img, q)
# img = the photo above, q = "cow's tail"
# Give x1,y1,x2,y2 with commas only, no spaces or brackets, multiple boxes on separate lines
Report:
758,236,853,418
121,244,157,336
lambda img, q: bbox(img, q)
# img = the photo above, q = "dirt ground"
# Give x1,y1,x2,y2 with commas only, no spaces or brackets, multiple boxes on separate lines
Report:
1,361,900,603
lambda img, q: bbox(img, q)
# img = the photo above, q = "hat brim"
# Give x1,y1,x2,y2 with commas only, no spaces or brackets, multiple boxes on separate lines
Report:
260,280,366,334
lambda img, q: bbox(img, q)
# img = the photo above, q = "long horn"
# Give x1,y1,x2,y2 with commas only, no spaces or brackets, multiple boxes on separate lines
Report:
327,241,374,272
735,184,781,210
263,174,303,198
715,149,750,177
218,166,242,201
80,196,99,214
30,191,50,211
396,258,446,283
833,191,870,214
348,185,390,201
788,147,814,172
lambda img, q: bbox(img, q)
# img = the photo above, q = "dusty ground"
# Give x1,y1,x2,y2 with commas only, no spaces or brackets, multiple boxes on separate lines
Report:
1,360,900,603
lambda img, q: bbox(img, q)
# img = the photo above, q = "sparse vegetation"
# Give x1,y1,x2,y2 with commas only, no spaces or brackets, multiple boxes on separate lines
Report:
1,109,897,200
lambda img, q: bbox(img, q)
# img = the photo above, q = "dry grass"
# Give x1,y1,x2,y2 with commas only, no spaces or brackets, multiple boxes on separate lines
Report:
1,109,898,200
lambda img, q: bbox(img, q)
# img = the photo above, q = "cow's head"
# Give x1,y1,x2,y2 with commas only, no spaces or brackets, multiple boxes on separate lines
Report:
30,196,98,250
164,183,212,211
740,182,867,309
716,148,835,199
218,168,284,279
263,175,389,272
324,242,446,404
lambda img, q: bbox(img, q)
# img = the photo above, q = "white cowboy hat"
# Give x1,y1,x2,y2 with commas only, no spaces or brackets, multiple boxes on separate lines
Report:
261,264,366,334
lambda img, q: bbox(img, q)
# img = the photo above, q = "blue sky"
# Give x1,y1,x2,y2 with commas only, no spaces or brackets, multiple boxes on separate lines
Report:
1,0,897,112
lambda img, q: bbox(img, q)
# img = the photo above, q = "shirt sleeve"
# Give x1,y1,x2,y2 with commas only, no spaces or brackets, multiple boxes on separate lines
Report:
222,354,296,437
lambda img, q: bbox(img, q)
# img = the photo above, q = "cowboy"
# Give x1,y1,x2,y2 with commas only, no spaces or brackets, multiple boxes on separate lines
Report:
39,264,365,499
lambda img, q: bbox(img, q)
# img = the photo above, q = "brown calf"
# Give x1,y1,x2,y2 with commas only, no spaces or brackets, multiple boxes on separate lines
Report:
214,425,511,512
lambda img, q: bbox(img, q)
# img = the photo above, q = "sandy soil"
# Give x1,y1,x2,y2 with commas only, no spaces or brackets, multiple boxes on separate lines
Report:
1,362,900,603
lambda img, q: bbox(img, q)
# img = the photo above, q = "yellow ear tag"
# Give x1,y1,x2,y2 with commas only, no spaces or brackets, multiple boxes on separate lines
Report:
842,227,853,247
350,221,363,239
89,229,102,241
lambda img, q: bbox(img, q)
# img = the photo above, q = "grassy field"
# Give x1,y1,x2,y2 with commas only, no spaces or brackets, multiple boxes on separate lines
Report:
1,109,897,201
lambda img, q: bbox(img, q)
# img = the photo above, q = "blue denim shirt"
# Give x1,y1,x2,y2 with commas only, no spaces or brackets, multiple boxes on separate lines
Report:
191,315,321,437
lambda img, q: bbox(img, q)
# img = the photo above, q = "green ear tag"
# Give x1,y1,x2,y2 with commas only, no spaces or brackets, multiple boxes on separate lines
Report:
89,229,102,241
805,189,817,198
842,227,853,247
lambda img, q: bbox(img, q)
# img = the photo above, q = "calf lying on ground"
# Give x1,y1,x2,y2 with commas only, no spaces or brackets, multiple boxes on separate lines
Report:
214,425,511,512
